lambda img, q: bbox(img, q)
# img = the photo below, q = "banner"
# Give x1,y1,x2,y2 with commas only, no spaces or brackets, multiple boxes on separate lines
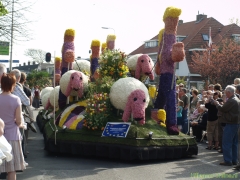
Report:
102,122,131,138
0,41,9,55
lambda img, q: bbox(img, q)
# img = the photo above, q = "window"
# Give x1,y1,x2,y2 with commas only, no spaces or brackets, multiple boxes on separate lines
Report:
176,62,179,69
202,34,209,41
232,34,240,43
176,36,186,42
145,40,158,48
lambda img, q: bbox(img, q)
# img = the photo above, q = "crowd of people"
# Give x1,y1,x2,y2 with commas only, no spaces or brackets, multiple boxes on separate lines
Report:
0,63,42,180
176,79,240,169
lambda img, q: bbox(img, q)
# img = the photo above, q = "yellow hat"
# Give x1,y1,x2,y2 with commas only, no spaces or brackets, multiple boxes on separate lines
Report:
91,39,101,47
106,34,116,42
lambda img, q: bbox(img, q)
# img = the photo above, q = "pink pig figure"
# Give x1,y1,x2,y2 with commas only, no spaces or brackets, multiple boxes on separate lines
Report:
122,89,146,125
135,54,154,81
65,72,84,98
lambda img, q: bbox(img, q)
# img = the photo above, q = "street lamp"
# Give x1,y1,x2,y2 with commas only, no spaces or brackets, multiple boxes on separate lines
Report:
101,27,115,34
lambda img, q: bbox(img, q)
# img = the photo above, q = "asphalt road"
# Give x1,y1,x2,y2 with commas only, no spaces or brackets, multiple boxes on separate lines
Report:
13,109,240,180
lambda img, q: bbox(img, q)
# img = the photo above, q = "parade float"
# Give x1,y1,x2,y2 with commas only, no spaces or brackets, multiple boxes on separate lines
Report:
36,7,198,160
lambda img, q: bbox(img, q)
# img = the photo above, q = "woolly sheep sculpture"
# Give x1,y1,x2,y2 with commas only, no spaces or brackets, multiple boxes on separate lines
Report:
109,77,150,125
49,86,60,109
41,91,51,110
60,70,89,98
126,54,154,81
72,60,91,76
40,87,54,99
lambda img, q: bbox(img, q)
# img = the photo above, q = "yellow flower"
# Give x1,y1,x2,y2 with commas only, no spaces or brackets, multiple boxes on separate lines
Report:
157,109,166,121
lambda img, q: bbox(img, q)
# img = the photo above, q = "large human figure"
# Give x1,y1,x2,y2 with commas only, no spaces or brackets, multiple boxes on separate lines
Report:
59,29,75,109
154,7,185,135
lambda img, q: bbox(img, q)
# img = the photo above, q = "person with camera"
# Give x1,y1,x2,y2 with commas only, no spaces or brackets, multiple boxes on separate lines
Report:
205,91,222,150
212,85,240,166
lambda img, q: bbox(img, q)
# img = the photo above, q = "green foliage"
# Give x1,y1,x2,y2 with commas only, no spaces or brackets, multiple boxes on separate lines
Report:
176,76,186,85
0,1,8,16
26,70,51,88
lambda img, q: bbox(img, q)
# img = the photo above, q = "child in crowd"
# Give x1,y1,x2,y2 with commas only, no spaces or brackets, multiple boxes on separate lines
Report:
177,100,184,131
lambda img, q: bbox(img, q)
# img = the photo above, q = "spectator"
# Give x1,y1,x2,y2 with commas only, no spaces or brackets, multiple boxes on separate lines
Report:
32,85,40,110
0,73,26,180
177,100,184,131
179,88,189,123
189,89,199,116
0,64,7,93
234,85,240,170
191,105,208,142
10,69,30,107
234,78,240,86
208,84,214,92
213,85,240,166
205,91,221,150
214,83,222,92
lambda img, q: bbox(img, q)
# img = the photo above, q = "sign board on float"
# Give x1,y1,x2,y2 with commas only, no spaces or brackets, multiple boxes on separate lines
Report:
102,122,131,138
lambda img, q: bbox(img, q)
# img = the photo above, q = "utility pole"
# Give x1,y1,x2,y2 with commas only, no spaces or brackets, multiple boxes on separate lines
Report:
9,0,14,71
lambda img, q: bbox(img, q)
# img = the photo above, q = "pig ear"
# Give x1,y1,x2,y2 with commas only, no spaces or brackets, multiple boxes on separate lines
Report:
122,96,132,122
65,77,72,96
135,58,141,80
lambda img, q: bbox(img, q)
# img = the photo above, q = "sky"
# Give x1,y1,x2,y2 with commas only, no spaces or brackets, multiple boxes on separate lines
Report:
1,0,240,68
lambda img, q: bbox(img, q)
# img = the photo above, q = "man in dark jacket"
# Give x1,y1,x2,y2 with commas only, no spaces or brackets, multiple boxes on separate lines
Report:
213,85,240,166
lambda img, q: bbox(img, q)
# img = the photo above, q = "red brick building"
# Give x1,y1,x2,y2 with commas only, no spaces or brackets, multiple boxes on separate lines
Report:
129,14,240,89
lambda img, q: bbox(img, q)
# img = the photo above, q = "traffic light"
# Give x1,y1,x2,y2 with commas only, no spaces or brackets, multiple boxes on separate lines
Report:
46,52,51,62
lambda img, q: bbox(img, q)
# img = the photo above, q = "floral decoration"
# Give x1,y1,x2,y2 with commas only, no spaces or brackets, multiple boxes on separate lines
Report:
83,92,112,130
98,49,129,81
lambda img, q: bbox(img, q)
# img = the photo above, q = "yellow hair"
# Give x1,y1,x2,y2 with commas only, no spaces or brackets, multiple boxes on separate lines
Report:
55,57,61,62
91,39,101,47
64,29,75,37
101,42,107,49
163,7,182,21
158,28,165,46
106,34,116,42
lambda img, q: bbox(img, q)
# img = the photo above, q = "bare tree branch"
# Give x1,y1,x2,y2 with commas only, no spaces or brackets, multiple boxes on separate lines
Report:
0,0,37,42
24,49,47,63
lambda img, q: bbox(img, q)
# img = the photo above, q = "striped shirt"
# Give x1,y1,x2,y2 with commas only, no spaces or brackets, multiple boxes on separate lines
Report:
12,83,30,106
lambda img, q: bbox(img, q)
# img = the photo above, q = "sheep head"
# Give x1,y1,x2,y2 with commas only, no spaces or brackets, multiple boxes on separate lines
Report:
122,89,146,125
135,54,154,80
66,72,84,98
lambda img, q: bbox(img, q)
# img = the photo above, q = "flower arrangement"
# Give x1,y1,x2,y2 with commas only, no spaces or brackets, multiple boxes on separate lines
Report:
83,92,111,130
98,49,129,81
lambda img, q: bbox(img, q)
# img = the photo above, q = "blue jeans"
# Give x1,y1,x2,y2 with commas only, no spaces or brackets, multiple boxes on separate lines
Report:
222,124,239,164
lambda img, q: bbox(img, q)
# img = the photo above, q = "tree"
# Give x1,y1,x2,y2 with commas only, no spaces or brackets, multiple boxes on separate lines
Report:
24,49,47,63
0,0,35,42
190,39,240,88
0,1,8,16
26,70,51,89
229,18,240,26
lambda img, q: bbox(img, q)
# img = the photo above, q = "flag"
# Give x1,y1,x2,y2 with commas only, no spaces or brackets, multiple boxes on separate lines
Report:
208,27,213,49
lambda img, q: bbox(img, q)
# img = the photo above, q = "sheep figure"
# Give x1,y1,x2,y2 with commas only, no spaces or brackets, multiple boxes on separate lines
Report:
72,60,90,76
109,77,149,125
126,54,154,81
49,86,60,110
40,87,53,100
41,92,51,110
60,70,88,99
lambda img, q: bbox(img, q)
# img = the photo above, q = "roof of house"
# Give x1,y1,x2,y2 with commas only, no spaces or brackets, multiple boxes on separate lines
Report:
129,15,240,74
